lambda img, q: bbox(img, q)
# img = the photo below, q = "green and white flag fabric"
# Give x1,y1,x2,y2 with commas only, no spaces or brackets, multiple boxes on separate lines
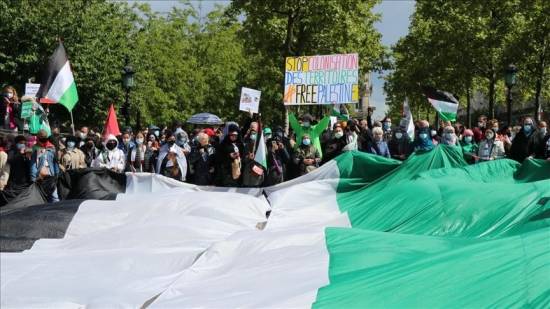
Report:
331,104,349,120
254,131,267,169
2,147,549,307
36,42,79,111
423,86,458,122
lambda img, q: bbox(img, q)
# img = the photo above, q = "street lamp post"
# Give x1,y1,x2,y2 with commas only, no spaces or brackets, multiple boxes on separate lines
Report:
122,56,135,127
504,64,517,126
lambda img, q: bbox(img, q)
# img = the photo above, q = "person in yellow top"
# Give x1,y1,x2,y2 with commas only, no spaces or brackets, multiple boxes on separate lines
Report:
288,113,330,158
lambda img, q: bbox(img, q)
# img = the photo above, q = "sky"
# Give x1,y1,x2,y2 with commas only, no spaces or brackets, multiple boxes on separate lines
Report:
130,0,415,118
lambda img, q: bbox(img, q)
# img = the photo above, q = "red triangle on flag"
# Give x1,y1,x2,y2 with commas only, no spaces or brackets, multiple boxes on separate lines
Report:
103,104,121,138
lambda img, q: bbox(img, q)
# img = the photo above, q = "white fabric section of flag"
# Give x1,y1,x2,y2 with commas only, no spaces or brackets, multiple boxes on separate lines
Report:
44,61,74,101
404,98,415,141
0,191,269,308
254,132,267,169
428,98,458,114
1,167,349,308
152,163,350,308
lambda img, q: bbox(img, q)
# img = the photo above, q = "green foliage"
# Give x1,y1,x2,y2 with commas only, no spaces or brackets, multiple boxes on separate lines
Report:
385,0,549,123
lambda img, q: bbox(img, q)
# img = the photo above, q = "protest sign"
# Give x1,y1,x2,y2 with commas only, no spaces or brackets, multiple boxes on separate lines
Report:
25,83,41,98
20,101,33,119
239,87,261,113
284,53,359,105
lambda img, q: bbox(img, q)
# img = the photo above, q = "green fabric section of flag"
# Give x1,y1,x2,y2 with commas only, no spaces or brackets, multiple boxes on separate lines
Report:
313,226,550,308
58,81,79,112
439,110,456,121
330,106,349,120
313,147,550,308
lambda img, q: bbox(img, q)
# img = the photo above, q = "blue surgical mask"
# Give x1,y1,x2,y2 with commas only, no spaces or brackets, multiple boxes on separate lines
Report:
67,141,76,149
419,133,428,140
302,138,311,146
523,124,532,133
464,136,473,143
302,122,310,128
250,133,257,141
16,143,25,150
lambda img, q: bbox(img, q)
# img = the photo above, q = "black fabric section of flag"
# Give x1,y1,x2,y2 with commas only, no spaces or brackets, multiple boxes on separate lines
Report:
0,199,83,252
36,42,69,99
422,86,459,104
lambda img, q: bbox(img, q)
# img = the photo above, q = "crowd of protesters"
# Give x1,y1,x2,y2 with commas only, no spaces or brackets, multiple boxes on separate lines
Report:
1,85,549,198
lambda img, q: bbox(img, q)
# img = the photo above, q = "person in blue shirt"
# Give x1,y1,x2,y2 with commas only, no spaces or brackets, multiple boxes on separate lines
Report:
365,127,391,158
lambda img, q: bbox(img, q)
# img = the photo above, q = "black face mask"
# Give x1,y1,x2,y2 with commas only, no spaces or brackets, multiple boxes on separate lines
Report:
86,142,94,148
167,140,175,146
106,142,117,150
38,137,49,143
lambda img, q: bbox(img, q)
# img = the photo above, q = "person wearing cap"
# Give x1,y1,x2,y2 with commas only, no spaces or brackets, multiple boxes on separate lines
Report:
93,134,126,173
156,131,187,181
59,135,86,171
477,128,506,162
30,129,60,182
461,129,478,164
288,112,330,158
293,133,321,176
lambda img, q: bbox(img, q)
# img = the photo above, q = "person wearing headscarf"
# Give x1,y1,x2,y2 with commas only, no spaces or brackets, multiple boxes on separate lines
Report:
388,120,411,160
460,129,478,164
216,124,244,186
93,134,126,173
440,125,460,147
59,135,86,171
477,128,506,162
156,131,187,181
509,117,543,162
412,120,434,152
288,113,330,158
323,123,348,163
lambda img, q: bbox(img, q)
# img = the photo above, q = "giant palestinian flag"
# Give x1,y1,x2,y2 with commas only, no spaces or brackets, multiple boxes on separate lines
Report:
423,86,459,122
1,147,549,307
36,42,79,111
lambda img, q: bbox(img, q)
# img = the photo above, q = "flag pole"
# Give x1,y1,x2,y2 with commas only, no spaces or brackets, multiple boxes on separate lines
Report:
70,110,75,135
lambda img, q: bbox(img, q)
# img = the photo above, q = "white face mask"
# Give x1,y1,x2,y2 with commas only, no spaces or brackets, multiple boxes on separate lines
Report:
540,128,547,136
431,130,437,137
334,132,344,139
7,93,13,99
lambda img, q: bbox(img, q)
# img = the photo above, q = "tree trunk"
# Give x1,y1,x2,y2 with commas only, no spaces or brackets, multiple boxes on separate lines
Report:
466,87,472,128
534,52,545,122
488,71,496,119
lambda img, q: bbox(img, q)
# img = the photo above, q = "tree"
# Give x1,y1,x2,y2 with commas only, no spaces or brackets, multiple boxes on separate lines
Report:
228,0,388,125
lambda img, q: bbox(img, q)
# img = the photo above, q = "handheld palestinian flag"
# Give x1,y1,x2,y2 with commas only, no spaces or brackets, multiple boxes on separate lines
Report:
403,98,415,141
36,42,79,111
254,131,267,170
331,104,349,120
423,86,458,122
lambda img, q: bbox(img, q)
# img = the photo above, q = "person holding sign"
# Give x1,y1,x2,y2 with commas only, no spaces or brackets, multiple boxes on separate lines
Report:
288,112,330,158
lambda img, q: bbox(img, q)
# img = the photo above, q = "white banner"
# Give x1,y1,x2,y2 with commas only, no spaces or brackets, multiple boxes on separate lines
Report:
239,87,261,114
25,83,41,98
